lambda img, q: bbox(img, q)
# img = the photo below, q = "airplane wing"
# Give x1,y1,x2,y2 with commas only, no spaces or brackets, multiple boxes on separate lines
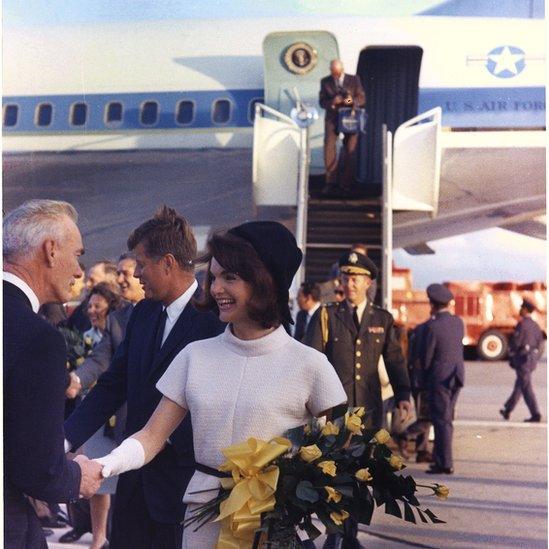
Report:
500,215,546,240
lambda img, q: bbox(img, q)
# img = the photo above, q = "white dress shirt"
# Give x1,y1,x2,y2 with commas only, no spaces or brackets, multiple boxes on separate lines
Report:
161,280,198,346
348,298,367,324
306,302,321,330
3,271,40,313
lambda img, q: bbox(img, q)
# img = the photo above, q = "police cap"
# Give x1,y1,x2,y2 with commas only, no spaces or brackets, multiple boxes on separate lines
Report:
521,298,536,313
426,283,454,306
338,251,378,279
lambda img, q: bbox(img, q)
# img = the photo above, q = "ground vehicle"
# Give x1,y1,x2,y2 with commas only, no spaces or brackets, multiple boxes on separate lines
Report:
391,267,547,360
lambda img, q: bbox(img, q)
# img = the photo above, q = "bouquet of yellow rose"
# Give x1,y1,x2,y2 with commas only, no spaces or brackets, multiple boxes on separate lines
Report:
186,408,448,548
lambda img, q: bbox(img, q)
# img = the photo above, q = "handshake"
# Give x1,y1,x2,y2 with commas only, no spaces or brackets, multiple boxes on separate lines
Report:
71,437,144,498
73,454,105,499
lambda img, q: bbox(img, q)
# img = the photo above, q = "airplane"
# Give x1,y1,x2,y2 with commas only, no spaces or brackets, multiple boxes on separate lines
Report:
2,14,546,256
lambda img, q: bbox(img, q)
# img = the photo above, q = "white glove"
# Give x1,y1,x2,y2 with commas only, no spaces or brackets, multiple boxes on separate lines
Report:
95,437,146,478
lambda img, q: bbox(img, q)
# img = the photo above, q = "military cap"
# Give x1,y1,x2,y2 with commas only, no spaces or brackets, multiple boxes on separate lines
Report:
521,298,536,313
338,251,378,279
426,283,454,305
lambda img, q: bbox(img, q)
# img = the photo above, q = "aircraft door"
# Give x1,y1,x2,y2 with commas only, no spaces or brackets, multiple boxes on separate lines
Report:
263,31,339,173
357,46,423,186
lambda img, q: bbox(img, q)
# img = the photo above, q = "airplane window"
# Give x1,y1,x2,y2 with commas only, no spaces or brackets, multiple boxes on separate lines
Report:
71,103,88,126
141,101,159,126
212,99,231,124
36,103,53,127
248,98,264,123
176,101,194,125
106,102,123,123
3,105,18,127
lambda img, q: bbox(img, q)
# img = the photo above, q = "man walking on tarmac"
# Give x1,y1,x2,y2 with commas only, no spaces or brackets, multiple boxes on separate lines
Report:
500,298,545,423
422,284,464,475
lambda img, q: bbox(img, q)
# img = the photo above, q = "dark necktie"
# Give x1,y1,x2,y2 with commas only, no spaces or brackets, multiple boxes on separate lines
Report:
154,308,168,352
353,306,360,331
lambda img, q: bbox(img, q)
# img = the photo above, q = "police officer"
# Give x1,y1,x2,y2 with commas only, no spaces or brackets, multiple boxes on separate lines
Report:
422,284,464,475
500,299,545,423
306,251,411,426
306,251,411,549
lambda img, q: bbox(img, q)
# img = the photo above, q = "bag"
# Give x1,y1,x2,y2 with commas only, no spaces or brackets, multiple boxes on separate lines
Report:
337,107,367,134
390,397,417,435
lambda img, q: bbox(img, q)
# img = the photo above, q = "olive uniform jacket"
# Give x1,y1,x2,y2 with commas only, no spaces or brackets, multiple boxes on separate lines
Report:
305,300,410,428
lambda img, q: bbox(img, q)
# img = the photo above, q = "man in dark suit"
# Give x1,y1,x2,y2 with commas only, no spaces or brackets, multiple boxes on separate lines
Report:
64,206,224,549
500,298,545,423
422,284,464,475
319,59,366,193
62,252,145,544
294,281,321,342
3,199,103,549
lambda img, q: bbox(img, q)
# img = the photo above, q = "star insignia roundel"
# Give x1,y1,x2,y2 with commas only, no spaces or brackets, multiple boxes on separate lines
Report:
486,45,525,78
349,253,358,264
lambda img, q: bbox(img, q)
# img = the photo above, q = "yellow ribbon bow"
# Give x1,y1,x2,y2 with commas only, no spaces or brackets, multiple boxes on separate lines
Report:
214,437,291,549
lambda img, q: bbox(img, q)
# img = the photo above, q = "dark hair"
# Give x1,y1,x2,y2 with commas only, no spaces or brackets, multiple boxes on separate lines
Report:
300,281,321,302
127,206,196,272
88,282,122,313
194,231,284,328
118,251,136,262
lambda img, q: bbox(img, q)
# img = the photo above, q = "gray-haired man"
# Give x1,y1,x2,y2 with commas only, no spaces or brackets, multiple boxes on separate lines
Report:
3,199,103,548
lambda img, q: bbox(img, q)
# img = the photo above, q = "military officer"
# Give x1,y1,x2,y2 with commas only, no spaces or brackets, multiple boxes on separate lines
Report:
306,251,411,549
422,284,464,475
500,298,545,423
305,251,411,428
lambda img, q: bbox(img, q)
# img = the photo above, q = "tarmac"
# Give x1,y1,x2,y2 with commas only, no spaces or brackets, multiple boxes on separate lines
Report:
45,358,547,548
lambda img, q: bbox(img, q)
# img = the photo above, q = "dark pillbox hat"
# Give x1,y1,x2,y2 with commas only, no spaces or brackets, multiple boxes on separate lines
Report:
228,221,303,323
426,283,454,305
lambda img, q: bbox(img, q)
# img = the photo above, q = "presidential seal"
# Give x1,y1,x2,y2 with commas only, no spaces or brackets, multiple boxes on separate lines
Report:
283,42,318,75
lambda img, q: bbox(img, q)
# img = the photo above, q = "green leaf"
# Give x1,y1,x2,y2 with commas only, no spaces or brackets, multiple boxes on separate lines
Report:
301,517,322,540
416,508,429,523
332,485,354,497
384,495,402,519
402,501,416,523
424,508,446,524
296,481,319,503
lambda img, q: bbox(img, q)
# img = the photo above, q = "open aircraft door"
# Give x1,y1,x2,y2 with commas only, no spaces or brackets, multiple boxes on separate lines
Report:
262,31,339,173
382,107,442,309
392,107,442,216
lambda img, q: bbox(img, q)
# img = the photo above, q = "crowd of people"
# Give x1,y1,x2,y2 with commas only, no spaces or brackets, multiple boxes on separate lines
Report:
4,199,543,549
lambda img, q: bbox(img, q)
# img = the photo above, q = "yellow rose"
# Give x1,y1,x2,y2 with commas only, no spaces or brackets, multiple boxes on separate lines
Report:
330,510,350,525
317,460,337,477
388,454,405,470
324,486,342,503
353,407,366,418
345,414,363,435
374,429,391,444
321,421,340,436
299,444,322,462
434,484,450,500
355,468,373,482
76,357,85,366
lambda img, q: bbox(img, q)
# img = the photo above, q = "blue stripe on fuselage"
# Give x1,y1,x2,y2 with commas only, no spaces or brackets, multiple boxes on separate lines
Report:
2,86,545,132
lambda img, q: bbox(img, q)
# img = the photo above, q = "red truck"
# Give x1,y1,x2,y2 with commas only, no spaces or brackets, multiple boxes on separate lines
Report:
391,266,547,361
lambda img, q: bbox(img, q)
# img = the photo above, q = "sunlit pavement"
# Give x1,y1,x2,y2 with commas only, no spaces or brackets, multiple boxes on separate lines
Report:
48,359,547,548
